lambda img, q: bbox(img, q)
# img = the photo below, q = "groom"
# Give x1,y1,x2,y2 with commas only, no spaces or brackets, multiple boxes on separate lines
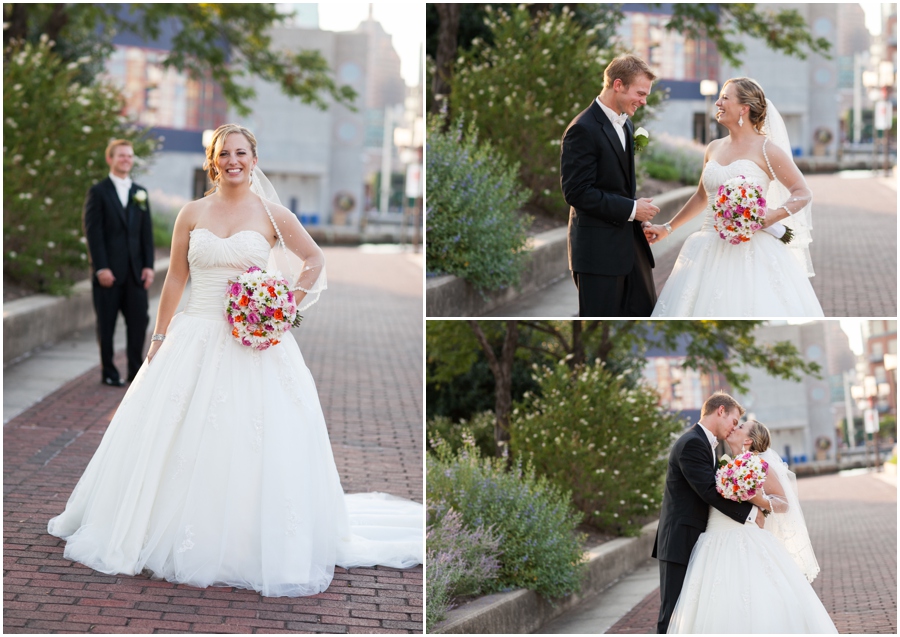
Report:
83,140,155,386
652,392,771,634
560,54,660,317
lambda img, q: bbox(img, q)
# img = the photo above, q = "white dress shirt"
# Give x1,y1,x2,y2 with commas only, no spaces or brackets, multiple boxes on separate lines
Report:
109,172,132,209
697,422,759,525
595,96,637,222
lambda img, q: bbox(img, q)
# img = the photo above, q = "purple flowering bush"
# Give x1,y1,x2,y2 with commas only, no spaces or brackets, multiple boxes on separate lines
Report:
425,507,502,632
426,109,531,293
427,433,586,609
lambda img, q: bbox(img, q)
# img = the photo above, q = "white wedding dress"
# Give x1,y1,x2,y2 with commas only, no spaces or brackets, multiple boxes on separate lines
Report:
651,159,824,317
48,228,423,597
667,449,836,634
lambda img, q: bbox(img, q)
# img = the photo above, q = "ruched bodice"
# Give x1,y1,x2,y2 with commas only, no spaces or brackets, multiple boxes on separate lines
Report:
699,160,772,233
185,228,271,319
705,506,745,532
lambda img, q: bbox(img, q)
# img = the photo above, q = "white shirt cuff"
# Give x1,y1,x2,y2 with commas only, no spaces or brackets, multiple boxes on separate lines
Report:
628,201,636,222
747,505,759,524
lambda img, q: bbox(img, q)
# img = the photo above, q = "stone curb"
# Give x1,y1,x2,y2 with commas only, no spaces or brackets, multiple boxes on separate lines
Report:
432,519,659,634
3,259,169,366
426,186,695,317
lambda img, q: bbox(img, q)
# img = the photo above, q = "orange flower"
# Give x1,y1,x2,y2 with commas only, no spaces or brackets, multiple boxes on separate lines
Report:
233,314,243,323
253,329,264,337
271,339,280,346
743,211,751,219
267,286,276,297
718,195,727,204
274,308,284,320
239,295,249,307
232,327,239,338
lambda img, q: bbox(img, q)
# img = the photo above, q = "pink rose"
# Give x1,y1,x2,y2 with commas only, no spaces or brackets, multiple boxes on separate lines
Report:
248,312,260,324
264,306,275,317
247,266,261,273
229,282,242,296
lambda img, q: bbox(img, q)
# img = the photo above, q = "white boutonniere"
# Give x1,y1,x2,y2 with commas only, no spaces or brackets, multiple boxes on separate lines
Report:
132,189,148,211
634,127,649,154
718,453,732,468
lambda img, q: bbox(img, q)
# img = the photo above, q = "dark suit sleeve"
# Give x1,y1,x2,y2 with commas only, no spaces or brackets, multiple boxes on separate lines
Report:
83,185,109,272
141,195,154,269
559,122,634,225
678,436,753,524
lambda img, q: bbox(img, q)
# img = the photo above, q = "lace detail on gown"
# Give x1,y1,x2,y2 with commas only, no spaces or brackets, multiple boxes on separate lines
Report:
652,160,823,317
47,227,423,597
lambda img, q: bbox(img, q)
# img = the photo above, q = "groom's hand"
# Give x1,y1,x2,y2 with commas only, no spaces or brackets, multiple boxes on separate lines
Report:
634,198,659,222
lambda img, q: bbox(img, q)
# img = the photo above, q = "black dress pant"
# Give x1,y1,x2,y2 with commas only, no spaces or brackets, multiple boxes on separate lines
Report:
92,274,149,382
573,231,656,317
657,559,688,634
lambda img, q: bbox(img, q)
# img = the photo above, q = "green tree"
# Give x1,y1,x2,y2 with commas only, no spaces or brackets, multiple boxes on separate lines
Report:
4,37,158,294
427,320,822,454
3,3,357,115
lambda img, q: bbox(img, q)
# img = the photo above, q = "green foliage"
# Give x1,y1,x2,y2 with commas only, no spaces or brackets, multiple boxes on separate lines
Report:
427,412,497,457
666,4,831,67
425,507,502,632
511,359,686,536
3,37,158,295
4,4,357,116
152,213,174,252
450,5,664,218
426,111,531,292
427,436,587,599
638,133,705,186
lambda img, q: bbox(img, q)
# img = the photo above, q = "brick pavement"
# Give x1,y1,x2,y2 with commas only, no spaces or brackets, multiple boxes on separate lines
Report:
3,247,424,634
653,173,897,317
607,471,897,634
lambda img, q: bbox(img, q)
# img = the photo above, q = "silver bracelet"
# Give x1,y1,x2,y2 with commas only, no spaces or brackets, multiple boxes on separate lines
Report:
151,334,166,342
664,222,673,235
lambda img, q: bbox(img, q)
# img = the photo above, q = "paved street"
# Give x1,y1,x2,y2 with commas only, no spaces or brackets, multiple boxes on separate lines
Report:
593,470,897,634
488,171,897,317
3,246,425,634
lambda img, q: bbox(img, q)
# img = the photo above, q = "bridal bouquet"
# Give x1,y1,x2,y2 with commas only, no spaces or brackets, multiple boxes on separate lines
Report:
225,266,302,351
716,452,769,503
713,177,793,245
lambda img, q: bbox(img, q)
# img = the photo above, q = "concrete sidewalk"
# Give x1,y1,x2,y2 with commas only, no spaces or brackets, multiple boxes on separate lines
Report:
598,470,897,634
486,172,896,317
3,246,425,634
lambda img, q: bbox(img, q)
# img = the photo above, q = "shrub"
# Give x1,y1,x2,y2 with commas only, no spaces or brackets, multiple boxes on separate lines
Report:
510,359,686,536
425,507,502,632
4,37,158,295
450,5,664,218
427,435,586,599
427,413,497,457
426,110,531,292
637,132,705,186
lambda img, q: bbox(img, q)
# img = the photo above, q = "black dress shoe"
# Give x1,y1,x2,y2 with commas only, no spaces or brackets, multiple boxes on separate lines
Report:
102,377,125,387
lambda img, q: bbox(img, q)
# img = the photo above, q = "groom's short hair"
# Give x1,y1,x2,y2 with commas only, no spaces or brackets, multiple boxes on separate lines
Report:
603,54,657,91
105,139,133,160
701,392,745,417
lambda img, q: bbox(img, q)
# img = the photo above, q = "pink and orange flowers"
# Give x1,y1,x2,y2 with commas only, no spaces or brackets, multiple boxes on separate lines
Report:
224,266,302,351
716,451,769,502
712,176,768,245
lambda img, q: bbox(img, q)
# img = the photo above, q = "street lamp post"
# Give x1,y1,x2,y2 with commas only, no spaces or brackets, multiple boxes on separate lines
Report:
700,80,718,144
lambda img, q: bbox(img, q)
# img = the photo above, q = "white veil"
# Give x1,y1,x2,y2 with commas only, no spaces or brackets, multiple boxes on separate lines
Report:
249,166,327,311
760,448,820,583
762,99,815,277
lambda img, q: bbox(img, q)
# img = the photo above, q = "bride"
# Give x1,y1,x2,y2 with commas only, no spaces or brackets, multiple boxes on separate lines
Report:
645,77,824,317
667,420,836,633
47,123,423,597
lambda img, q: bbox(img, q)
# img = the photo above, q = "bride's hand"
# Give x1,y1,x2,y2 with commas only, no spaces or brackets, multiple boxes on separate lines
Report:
643,223,668,245
146,340,163,363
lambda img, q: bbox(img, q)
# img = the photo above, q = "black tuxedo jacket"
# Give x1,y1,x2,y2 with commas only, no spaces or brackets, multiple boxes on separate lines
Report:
652,423,753,565
83,177,154,285
560,100,654,276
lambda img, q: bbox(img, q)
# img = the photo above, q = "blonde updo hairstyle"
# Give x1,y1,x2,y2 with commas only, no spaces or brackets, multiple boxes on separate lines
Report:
744,419,771,453
723,77,768,134
203,123,258,196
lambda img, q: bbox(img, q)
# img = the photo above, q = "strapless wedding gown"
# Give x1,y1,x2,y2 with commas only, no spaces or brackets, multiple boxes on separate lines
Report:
652,160,824,317
667,507,837,633
48,228,423,597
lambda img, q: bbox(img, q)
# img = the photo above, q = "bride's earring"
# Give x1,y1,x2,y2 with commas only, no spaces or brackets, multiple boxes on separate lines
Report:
738,113,744,127
249,171,253,186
